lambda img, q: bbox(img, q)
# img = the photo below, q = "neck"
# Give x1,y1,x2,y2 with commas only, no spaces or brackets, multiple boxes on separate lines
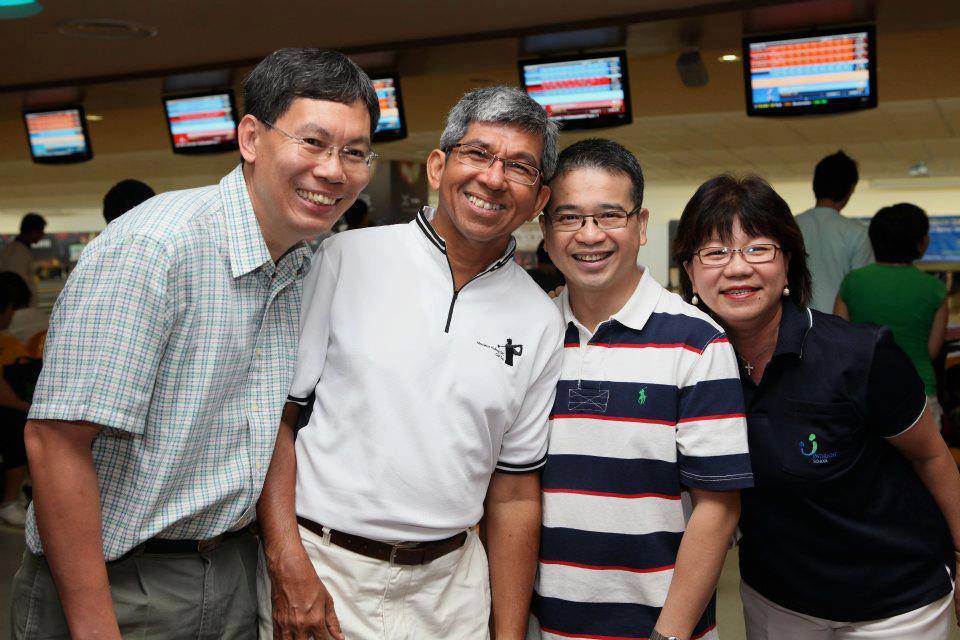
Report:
242,163,295,263
815,198,843,212
726,300,783,367
432,206,510,290
568,268,643,333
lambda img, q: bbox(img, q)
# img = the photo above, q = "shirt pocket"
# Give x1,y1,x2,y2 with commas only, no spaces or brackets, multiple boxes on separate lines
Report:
780,399,863,483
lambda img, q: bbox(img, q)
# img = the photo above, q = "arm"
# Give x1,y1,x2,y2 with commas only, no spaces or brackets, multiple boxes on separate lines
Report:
833,296,850,320
257,402,342,640
888,405,960,622
481,471,541,640
929,300,948,361
654,489,740,640
25,419,121,640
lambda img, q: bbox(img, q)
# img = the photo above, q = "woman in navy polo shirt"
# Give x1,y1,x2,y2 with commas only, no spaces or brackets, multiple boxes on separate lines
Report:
673,174,960,639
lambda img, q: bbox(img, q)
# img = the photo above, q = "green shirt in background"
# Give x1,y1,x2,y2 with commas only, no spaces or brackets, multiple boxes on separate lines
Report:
839,263,947,395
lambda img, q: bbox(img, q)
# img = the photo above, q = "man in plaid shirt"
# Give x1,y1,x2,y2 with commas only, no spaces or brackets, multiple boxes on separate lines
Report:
10,49,379,640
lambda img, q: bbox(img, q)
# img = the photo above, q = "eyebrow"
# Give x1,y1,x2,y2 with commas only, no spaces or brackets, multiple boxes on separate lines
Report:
299,125,370,147
551,201,630,213
460,138,539,167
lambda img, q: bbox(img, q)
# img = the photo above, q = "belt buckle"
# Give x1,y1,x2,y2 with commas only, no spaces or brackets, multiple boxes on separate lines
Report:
197,535,223,553
388,541,420,565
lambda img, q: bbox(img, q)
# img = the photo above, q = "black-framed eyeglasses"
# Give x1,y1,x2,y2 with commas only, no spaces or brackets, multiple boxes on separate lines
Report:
447,143,541,186
544,207,643,232
265,121,378,169
693,243,781,267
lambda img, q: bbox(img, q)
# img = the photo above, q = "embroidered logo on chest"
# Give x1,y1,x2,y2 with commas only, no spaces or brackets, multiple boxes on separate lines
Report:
477,338,523,366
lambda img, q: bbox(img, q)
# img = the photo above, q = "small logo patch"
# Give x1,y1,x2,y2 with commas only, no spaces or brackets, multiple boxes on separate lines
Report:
798,432,838,464
477,338,523,366
637,388,647,405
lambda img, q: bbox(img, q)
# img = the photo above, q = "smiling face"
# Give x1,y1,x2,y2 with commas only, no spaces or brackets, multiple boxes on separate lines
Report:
239,97,372,255
427,122,550,257
541,166,648,304
683,217,789,332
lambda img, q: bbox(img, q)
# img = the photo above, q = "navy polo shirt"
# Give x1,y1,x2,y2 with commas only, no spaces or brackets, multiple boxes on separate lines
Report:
738,302,954,621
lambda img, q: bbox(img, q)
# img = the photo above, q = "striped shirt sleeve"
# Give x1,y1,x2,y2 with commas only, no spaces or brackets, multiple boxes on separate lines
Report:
675,332,753,490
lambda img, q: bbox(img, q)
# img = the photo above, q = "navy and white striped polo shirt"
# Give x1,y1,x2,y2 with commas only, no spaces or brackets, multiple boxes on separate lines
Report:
534,268,753,640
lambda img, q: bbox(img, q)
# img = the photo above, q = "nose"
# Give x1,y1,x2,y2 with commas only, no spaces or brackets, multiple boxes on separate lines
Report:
476,158,507,190
574,216,607,243
722,250,754,276
312,148,347,183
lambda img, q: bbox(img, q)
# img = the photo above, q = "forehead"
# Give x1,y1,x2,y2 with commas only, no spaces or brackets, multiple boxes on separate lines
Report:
457,121,543,164
276,97,371,138
549,166,634,209
702,217,775,244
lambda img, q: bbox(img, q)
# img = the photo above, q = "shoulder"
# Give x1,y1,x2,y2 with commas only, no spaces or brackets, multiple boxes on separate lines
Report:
807,309,882,355
504,264,565,333
649,289,727,351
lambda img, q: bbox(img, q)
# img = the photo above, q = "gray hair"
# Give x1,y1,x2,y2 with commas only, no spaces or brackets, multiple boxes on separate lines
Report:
439,86,559,181
243,48,380,135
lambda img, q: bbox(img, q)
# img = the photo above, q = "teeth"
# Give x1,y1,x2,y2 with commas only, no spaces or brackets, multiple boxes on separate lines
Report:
296,189,338,205
466,194,505,211
575,253,611,263
727,289,753,294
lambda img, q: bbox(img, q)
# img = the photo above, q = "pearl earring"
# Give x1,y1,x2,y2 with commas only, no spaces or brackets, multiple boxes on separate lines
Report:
691,293,699,305
783,285,790,297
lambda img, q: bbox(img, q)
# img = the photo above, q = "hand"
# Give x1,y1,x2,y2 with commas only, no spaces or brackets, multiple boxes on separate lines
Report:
269,553,343,640
548,285,565,299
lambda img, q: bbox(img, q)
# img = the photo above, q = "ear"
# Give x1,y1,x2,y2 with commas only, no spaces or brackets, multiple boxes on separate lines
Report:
531,184,551,221
636,207,650,247
538,214,547,239
426,149,446,191
682,259,697,294
238,114,260,164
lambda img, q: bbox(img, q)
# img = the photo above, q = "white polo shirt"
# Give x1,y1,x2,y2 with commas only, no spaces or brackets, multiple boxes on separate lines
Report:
289,207,564,542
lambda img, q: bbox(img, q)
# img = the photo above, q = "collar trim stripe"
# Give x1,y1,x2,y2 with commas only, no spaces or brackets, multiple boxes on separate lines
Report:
415,209,447,253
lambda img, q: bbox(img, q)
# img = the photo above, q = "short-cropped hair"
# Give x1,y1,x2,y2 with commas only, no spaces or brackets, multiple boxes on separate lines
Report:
673,174,812,308
103,179,155,223
243,48,380,135
813,150,859,202
548,138,644,210
20,212,45,234
0,271,31,310
439,86,559,181
869,203,930,263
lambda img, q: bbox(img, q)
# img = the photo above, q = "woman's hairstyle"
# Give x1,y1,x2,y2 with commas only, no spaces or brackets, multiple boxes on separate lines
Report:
868,203,929,263
672,173,812,309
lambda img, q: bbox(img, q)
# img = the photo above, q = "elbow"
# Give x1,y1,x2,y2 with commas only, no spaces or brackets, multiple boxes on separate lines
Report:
23,421,46,467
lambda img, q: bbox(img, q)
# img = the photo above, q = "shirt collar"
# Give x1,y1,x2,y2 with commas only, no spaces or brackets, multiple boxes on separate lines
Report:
774,301,814,358
412,206,517,273
558,266,661,333
219,164,275,279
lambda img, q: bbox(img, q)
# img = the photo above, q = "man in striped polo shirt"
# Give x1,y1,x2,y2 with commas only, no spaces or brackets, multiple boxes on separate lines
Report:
531,139,753,640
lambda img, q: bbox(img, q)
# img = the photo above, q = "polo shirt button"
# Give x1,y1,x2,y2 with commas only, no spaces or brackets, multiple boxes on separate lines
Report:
252,403,259,412
256,463,263,471
255,348,262,357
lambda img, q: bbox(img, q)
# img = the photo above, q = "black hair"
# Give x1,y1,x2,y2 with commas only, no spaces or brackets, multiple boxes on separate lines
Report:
547,138,644,210
813,150,859,202
343,199,369,230
869,203,930,263
0,271,32,310
20,212,45,234
242,48,380,135
103,179,155,223
673,173,812,308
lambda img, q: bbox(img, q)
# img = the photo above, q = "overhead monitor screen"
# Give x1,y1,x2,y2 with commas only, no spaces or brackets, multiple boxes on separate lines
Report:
163,91,239,154
519,50,632,130
23,107,93,164
372,75,407,142
921,216,960,263
744,26,877,116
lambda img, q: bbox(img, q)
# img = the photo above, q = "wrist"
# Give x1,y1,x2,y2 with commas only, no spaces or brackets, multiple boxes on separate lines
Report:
650,630,683,640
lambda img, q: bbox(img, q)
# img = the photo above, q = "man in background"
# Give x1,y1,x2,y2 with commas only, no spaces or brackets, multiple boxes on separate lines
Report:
0,212,46,308
795,150,872,313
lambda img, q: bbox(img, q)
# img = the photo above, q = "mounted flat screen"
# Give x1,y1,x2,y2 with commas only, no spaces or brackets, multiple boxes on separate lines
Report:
519,50,632,130
372,75,407,142
743,25,877,116
163,91,239,154
920,216,960,264
23,106,93,164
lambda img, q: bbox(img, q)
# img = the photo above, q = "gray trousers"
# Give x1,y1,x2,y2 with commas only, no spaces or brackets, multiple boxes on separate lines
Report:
10,531,259,640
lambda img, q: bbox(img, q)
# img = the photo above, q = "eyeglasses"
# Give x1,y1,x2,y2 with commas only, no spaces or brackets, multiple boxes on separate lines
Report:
693,243,781,267
265,122,378,169
545,207,642,232
448,143,541,186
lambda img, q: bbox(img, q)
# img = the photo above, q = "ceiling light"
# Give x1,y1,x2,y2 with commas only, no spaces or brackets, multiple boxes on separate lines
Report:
57,18,157,40
0,0,42,20
85,114,103,122
908,161,930,178
718,54,741,62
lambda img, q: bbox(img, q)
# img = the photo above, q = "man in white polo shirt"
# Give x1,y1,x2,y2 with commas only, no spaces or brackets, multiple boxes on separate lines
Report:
531,139,753,640
257,86,564,640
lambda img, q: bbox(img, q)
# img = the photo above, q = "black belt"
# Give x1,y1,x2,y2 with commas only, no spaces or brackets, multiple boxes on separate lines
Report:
296,516,467,566
137,526,252,555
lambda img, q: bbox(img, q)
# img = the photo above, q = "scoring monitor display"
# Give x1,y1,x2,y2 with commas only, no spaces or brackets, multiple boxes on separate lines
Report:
372,75,407,142
163,91,239,154
519,51,632,130
23,107,93,164
921,216,960,263
744,26,877,116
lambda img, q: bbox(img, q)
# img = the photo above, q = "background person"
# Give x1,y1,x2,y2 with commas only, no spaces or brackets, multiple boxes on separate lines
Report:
103,178,156,224
675,174,960,639
0,272,33,528
836,203,948,429
795,151,872,313
0,213,46,309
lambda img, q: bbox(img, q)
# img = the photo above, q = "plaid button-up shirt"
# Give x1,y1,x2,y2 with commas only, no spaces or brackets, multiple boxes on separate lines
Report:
26,165,311,560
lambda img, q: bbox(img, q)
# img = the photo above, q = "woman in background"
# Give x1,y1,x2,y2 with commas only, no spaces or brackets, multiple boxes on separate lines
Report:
835,203,948,428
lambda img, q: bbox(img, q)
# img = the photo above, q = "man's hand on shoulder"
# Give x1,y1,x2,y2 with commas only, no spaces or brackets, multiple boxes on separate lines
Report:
268,549,342,640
